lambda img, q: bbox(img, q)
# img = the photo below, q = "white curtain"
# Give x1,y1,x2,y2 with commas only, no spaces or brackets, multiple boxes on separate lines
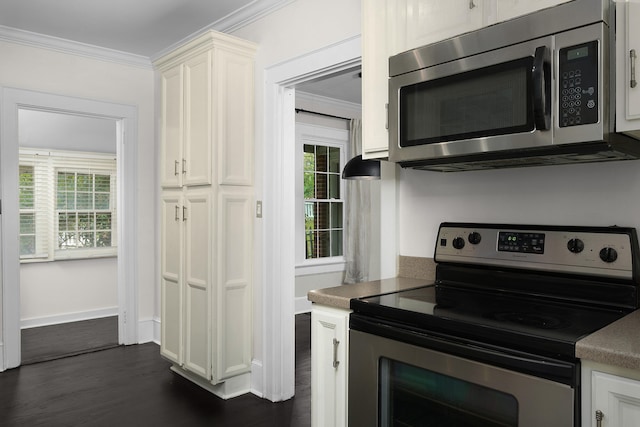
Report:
344,119,371,284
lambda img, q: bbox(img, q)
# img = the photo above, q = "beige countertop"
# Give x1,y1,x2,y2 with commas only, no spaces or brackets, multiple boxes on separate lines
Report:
307,277,433,310
576,309,640,370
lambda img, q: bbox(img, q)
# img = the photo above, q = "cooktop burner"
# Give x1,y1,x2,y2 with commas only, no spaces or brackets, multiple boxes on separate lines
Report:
485,311,569,330
353,284,628,359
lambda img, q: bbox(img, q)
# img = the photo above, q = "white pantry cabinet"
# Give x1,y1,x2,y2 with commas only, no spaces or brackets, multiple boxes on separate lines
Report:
155,30,256,399
311,304,350,427
616,1,640,136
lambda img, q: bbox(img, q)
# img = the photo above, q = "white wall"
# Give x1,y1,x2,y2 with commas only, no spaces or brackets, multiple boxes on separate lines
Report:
20,258,118,327
398,160,640,256
231,0,361,395
0,40,156,336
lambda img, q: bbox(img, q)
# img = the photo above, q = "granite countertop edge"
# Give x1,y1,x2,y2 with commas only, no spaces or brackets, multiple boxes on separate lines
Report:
307,277,433,310
308,271,640,372
576,309,640,370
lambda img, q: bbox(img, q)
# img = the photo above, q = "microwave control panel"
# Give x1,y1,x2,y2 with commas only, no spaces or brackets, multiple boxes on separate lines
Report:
558,40,599,128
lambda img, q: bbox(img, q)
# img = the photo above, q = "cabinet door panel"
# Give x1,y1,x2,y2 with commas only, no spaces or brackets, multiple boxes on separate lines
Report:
215,48,254,186
215,188,252,382
496,0,571,23
625,3,640,120
362,0,390,159
160,192,183,364
184,51,212,186
311,307,349,427
400,0,484,52
161,66,184,188
184,190,212,379
593,371,640,427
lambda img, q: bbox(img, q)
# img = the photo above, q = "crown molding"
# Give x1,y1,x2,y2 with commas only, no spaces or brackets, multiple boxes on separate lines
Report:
151,0,294,61
0,25,153,69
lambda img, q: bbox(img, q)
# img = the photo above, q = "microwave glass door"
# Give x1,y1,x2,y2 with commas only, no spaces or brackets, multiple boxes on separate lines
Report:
400,57,534,147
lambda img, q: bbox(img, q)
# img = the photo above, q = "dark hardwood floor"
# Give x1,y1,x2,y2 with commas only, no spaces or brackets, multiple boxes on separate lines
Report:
21,316,119,365
1,313,311,427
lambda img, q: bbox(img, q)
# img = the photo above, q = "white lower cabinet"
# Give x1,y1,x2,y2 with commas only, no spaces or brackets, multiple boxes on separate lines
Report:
311,304,350,427
582,361,640,427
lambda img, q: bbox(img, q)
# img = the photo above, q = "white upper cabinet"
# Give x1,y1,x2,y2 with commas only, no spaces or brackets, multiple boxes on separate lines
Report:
393,0,485,55
495,0,571,23
616,1,640,135
361,0,391,159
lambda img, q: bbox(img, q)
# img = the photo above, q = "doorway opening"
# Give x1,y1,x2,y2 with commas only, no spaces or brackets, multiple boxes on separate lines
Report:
261,35,360,402
1,88,138,371
18,109,120,364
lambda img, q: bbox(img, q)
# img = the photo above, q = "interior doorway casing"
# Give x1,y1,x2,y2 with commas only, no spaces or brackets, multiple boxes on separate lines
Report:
261,35,360,401
1,88,138,371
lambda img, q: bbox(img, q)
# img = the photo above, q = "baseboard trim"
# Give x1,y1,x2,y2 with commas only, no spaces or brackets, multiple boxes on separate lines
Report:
137,318,158,344
20,307,118,329
295,297,312,314
250,359,264,398
170,365,251,400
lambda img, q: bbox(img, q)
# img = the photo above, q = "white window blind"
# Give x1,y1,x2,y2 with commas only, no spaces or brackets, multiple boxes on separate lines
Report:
18,149,117,262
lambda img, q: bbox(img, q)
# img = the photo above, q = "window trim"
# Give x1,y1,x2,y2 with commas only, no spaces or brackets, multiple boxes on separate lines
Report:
19,148,117,263
295,123,349,274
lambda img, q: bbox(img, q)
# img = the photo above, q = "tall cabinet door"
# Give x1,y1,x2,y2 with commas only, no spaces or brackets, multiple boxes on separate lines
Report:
160,65,184,188
214,187,253,383
160,191,184,364
183,189,212,379
183,51,213,186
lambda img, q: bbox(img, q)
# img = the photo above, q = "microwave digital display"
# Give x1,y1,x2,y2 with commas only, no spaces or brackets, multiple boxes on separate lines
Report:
567,46,589,61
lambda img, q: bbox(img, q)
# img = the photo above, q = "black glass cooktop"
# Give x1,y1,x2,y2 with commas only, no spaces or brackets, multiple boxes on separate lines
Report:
350,285,628,359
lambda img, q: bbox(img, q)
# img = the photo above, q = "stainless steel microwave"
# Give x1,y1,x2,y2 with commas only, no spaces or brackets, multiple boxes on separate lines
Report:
388,0,640,172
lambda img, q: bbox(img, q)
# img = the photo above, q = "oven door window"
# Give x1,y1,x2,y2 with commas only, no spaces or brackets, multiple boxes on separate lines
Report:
379,358,518,427
399,57,534,147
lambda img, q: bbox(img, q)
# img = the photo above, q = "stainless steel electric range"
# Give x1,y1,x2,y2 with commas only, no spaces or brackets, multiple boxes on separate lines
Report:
349,223,640,427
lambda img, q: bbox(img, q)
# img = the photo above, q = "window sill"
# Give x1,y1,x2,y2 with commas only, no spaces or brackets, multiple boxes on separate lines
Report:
296,259,346,276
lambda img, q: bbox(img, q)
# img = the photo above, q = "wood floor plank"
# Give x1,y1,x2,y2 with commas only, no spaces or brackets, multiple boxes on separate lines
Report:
0,314,311,427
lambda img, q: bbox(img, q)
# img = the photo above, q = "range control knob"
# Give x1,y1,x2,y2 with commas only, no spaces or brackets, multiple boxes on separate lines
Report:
567,238,584,254
452,237,466,250
468,232,482,245
599,247,618,263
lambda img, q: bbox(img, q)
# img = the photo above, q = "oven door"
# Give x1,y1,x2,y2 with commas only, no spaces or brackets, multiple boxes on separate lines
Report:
349,329,575,427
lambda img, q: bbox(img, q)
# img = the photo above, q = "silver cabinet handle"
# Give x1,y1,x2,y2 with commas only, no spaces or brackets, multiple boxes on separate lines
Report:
631,49,637,89
595,410,603,427
174,160,179,176
182,206,187,221
174,205,180,221
182,158,187,174
332,338,340,368
469,0,476,9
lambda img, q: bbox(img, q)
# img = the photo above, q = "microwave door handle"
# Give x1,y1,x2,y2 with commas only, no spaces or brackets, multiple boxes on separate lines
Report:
532,46,551,130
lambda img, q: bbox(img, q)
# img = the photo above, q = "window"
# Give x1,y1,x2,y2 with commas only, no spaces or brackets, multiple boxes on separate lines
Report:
18,149,117,262
295,123,348,273
304,144,343,259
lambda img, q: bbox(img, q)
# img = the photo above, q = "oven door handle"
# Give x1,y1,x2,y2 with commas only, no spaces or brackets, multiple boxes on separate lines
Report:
350,315,576,385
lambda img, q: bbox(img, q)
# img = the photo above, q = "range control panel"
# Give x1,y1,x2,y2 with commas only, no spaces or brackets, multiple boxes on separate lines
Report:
435,223,635,280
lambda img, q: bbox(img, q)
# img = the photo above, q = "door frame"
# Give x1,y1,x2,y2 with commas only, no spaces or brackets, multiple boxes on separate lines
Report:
261,35,361,401
1,87,138,370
